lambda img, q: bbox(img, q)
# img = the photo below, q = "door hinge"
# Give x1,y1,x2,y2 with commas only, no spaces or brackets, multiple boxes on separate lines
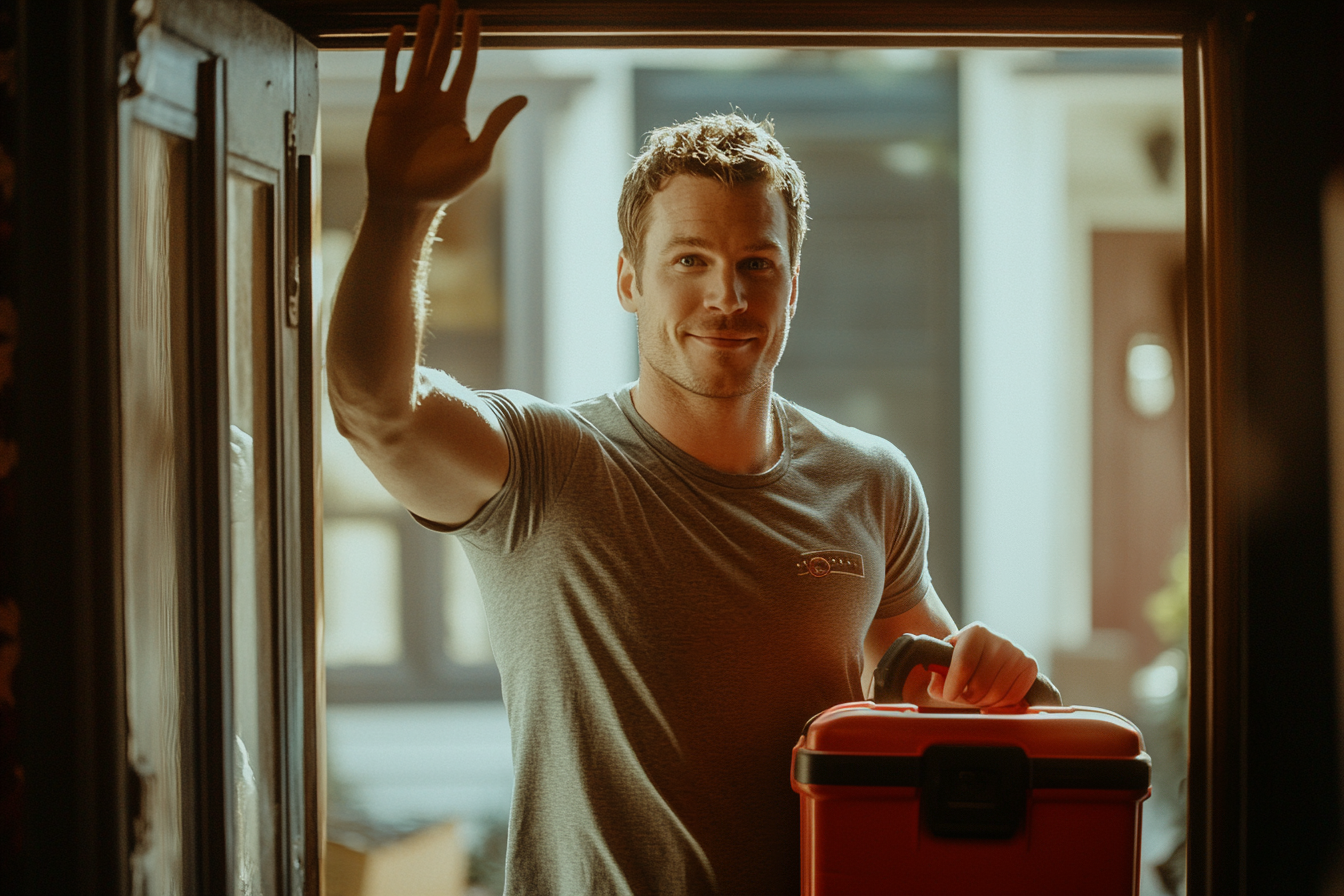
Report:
284,111,301,329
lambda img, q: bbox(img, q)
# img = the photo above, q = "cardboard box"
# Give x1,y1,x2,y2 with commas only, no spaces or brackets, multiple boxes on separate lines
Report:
325,820,469,896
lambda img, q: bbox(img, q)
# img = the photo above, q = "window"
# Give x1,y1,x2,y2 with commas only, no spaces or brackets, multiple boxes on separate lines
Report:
319,69,508,699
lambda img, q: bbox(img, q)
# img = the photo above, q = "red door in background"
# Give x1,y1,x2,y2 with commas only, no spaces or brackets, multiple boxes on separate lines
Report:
1091,230,1188,674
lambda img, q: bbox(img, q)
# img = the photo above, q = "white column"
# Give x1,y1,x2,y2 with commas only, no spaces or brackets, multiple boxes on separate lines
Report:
959,51,1089,670
539,51,639,404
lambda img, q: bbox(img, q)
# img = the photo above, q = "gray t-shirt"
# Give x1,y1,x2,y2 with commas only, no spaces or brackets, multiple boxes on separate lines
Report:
428,386,932,895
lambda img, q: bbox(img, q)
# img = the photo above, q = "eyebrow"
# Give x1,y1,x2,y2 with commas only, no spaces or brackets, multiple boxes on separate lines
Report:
665,235,786,254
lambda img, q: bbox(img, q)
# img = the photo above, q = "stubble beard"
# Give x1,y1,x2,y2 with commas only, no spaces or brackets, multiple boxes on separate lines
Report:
636,313,791,400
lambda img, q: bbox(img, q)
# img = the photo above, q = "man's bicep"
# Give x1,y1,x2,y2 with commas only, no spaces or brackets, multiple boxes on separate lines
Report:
338,367,510,528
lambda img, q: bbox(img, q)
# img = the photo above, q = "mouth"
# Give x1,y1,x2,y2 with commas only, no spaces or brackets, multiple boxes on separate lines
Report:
688,332,759,350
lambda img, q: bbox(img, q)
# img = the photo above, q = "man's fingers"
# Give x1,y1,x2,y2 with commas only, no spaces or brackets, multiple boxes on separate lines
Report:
380,25,405,95
953,624,1040,707
475,95,529,154
446,11,482,103
425,0,459,89
404,3,438,87
941,634,985,702
1002,663,1039,706
963,639,1016,703
926,669,949,702
977,660,1036,707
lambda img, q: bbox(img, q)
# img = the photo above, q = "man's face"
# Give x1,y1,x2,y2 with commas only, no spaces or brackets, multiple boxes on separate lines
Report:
617,174,798,401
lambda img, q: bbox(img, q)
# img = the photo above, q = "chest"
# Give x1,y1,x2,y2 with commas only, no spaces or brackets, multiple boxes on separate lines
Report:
542,449,892,636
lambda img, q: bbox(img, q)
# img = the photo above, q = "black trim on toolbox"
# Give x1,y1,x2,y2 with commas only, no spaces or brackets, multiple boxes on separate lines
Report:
794,751,922,787
794,749,1152,791
1030,756,1152,790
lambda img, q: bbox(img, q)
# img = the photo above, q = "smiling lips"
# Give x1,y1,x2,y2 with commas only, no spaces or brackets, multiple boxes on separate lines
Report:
685,319,764,349
690,332,758,349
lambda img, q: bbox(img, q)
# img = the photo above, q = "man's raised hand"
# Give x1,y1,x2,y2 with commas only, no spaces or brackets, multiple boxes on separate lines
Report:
366,1,527,210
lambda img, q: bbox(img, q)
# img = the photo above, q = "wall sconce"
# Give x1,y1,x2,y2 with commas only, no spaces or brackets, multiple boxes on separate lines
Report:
1126,332,1175,419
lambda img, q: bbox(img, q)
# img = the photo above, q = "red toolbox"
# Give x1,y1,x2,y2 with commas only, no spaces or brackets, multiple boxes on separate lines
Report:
791,635,1151,896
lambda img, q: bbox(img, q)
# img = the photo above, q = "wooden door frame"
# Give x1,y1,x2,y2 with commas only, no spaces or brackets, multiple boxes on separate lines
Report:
1181,13,1243,891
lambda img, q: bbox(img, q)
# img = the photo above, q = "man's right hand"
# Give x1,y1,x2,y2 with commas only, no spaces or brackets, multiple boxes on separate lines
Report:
366,0,527,210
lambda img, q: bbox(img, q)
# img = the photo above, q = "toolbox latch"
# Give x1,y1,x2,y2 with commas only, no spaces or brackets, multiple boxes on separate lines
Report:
920,745,1029,839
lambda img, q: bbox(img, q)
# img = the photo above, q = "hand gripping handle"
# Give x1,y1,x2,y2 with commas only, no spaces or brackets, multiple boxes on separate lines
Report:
872,634,1063,707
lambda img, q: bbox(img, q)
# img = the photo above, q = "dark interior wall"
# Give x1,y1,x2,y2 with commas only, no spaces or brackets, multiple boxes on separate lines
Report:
12,0,128,893
0,0,17,878
1240,2,1344,893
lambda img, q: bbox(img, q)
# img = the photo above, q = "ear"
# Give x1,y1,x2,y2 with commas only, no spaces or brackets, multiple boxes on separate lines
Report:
787,268,800,318
617,252,639,313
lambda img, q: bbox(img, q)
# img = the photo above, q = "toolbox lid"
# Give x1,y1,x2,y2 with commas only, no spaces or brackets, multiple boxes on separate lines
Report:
799,702,1146,760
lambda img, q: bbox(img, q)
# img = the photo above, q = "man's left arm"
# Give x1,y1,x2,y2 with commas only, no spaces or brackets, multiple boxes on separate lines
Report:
862,587,1044,708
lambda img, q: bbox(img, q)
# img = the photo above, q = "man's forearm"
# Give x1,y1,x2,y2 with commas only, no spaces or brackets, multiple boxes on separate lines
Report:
326,201,446,437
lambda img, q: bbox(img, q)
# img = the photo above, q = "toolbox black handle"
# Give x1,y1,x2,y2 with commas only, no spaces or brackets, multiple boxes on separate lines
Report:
873,634,1063,707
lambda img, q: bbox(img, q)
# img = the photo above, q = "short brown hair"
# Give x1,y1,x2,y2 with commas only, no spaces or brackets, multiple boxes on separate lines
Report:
618,113,809,280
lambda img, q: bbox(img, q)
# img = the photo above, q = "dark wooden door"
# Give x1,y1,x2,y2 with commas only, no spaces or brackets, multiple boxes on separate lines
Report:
117,3,319,893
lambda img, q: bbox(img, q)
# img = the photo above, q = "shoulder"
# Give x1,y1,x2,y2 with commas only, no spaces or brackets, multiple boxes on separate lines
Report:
479,388,615,430
779,395,919,481
779,397,931,539
478,388,635,454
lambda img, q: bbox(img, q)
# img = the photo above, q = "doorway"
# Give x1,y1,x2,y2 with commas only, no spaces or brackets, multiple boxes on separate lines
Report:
315,44,1186,896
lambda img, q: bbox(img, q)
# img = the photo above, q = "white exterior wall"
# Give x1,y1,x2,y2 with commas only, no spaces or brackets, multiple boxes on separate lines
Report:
960,51,1081,668
534,52,639,404
959,52,1185,670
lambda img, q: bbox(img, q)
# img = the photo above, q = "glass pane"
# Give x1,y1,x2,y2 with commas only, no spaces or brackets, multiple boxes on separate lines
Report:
324,518,403,665
443,535,492,666
226,172,278,896
122,121,188,895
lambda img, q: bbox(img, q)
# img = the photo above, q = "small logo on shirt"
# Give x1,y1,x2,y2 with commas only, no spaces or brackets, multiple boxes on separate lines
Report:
796,550,865,579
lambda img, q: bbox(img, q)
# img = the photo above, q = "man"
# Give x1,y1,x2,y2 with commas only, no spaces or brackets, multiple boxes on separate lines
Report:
326,4,1044,893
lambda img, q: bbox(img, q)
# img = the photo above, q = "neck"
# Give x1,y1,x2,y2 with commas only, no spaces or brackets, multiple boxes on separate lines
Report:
630,373,780,475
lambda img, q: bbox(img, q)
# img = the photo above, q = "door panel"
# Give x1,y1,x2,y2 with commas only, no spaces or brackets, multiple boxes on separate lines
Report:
226,168,281,896
163,2,297,166
120,117,193,896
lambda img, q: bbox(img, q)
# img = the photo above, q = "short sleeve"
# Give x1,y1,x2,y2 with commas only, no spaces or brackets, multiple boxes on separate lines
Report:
409,390,584,556
873,448,934,618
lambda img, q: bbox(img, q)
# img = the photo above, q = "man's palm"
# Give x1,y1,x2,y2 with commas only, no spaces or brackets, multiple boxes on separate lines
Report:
366,1,526,209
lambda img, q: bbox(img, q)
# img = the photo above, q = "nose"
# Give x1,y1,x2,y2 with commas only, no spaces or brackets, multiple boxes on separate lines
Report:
703,266,747,314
